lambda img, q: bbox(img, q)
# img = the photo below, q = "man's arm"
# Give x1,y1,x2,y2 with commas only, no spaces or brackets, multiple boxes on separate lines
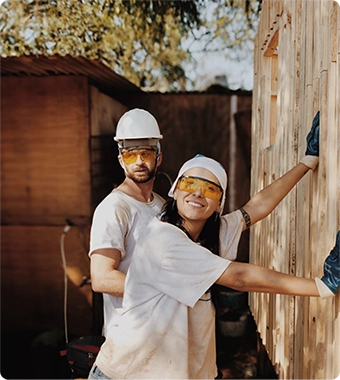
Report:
90,248,125,297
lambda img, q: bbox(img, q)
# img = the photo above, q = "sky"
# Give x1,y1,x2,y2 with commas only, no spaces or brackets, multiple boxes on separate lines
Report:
188,50,254,91
182,1,256,92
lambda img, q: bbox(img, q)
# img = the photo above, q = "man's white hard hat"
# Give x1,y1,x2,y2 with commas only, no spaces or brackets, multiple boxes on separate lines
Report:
114,109,163,149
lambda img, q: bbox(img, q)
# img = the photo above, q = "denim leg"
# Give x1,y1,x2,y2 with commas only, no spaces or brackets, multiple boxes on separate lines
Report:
88,364,111,379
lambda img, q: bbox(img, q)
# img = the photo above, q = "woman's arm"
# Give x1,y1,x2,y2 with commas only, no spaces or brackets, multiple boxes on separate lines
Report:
216,230,339,298
216,261,319,296
241,162,311,229
239,111,320,231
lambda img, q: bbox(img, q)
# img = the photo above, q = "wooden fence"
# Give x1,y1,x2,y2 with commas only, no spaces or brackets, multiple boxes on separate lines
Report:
250,0,339,378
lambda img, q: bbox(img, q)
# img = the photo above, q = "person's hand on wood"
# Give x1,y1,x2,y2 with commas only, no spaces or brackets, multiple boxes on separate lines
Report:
300,111,320,170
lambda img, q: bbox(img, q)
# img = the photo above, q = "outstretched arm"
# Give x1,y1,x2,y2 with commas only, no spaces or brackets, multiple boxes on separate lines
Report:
241,163,311,229
240,111,320,231
216,231,340,299
216,261,319,296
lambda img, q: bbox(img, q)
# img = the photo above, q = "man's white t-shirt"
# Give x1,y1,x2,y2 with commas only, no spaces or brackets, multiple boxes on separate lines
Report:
95,210,243,379
89,189,165,335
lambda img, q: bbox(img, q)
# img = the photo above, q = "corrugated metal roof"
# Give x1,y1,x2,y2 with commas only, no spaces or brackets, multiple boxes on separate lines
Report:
1,54,142,93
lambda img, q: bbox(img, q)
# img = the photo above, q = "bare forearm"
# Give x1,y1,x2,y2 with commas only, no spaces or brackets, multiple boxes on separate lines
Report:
216,262,319,297
91,270,126,297
243,163,310,226
90,249,126,297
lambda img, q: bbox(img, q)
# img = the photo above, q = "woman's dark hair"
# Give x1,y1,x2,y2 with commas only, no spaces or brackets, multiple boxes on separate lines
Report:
159,198,221,307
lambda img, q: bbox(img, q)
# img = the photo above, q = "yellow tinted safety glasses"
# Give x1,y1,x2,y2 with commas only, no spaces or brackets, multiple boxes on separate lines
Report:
121,148,157,165
177,176,223,201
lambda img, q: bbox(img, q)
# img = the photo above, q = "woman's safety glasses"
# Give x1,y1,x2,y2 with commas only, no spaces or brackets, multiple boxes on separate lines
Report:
121,148,157,165
177,176,223,201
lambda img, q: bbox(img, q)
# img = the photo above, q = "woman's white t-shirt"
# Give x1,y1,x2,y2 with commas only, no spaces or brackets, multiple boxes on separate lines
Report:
95,210,243,379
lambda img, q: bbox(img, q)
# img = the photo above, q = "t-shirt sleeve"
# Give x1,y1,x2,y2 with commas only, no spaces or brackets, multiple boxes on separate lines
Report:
156,235,231,308
219,210,244,260
88,196,128,259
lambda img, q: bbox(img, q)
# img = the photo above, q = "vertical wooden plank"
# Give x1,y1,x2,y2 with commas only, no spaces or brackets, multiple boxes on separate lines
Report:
295,2,304,378
315,0,331,370
292,1,305,377
284,2,297,377
334,3,340,376
324,3,339,378
330,0,338,63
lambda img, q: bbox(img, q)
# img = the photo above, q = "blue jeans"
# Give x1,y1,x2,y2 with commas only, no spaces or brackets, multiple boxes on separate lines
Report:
88,364,111,379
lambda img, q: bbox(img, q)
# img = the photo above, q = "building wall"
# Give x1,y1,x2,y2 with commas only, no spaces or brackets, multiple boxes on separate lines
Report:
1,76,94,336
1,76,92,226
250,1,339,379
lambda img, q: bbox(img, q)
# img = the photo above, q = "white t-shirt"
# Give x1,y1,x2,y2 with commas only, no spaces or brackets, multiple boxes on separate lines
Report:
89,189,165,335
95,210,243,379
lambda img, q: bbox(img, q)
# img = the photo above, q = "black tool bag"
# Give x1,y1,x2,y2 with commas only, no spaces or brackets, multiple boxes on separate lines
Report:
64,335,106,378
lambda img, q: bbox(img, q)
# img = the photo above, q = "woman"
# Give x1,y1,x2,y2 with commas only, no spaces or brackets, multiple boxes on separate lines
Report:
89,154,339,380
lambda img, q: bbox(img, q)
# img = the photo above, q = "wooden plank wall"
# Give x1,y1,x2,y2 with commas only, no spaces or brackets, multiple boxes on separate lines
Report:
1,76,92,226
250,0,339,379
1,76,93,337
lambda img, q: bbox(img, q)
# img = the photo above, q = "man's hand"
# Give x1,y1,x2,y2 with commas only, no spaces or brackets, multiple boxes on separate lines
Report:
321,231,340,294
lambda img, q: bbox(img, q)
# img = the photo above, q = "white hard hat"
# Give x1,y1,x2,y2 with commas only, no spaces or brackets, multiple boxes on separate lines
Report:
114,109,163,149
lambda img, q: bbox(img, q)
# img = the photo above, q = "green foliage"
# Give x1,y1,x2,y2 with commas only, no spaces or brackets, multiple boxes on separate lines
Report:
122,1,202,30
189,0,260,59
0,0,202,90
183,0,260,90
0,0,260,91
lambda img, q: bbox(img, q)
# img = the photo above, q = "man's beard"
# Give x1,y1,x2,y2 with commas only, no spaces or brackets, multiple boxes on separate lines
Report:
126,165,157,184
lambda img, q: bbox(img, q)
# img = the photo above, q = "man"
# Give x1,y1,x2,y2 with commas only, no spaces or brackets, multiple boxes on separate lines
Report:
89,108,165,335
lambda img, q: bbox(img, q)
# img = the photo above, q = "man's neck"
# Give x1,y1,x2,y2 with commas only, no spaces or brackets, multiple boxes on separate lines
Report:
117,177,155,203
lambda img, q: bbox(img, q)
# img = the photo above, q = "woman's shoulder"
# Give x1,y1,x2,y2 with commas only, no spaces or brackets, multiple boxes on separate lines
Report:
141,218,188,245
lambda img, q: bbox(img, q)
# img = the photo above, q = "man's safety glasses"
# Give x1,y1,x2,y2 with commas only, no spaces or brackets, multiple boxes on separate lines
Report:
121,148,157,165
177,176,223,201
